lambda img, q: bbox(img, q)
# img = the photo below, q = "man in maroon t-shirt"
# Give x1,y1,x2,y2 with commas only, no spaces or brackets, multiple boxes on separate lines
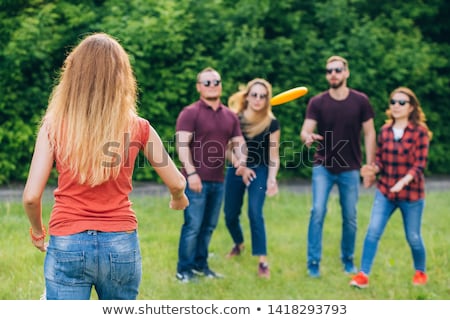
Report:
300,56,376,278
175,67,247,282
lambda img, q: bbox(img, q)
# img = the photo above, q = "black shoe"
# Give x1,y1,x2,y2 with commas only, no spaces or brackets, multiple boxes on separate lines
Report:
176,271,196,283
192,267,224,279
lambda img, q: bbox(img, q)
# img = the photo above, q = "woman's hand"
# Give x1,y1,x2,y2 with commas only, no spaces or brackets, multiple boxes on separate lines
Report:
266,179,278,196
30,227,47,252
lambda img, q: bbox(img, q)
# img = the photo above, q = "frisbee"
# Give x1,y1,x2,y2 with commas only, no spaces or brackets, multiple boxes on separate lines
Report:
271,86,308,106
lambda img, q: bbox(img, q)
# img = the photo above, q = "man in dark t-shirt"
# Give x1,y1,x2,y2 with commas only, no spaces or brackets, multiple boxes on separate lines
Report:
175,67,246,282
300,55,376,278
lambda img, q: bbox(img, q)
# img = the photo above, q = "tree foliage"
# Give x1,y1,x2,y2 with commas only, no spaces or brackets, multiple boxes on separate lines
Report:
1,0,448,185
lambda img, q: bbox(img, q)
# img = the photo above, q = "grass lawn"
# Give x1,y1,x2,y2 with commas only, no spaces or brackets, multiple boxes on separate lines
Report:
1,187,449,300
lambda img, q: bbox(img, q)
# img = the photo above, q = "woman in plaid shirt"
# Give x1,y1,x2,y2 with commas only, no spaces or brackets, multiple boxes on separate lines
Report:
350,87,432,288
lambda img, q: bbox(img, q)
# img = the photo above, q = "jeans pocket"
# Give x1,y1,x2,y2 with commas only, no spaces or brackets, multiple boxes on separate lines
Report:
110,250,140,284
45,248,86,284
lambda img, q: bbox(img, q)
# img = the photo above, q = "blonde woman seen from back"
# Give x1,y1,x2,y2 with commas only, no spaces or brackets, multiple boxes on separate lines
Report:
23,32,188,300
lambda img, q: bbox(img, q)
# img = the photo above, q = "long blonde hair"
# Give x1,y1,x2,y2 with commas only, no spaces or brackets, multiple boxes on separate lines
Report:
228,78,274,138
386,86,432,139
43,32,138,186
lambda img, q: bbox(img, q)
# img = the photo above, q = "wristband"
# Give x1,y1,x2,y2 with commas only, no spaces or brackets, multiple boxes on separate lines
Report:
29,226,46,241
187,171,198,177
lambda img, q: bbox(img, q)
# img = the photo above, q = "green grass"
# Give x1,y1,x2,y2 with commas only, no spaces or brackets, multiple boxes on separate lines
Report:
1,188,449,300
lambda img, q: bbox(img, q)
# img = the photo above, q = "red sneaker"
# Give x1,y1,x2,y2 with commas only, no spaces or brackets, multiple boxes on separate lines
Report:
412,271,428,285
349,272,369,288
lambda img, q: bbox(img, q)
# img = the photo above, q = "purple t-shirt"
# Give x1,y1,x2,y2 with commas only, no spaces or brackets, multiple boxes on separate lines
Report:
305,89,374,173
176,99,243,182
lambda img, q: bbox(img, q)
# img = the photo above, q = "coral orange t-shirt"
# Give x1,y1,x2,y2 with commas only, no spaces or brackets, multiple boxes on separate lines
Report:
49,117,150,236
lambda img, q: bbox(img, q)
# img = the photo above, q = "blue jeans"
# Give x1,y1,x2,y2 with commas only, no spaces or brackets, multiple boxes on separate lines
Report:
177,181,224,273
224,166,268,256
359,189,426,274
307,165,360,267
44,230,141,300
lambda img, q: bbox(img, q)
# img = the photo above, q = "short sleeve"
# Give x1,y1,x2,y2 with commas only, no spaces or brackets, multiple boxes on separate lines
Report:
176,107,197,132
269,118,280,133
136,117,150,148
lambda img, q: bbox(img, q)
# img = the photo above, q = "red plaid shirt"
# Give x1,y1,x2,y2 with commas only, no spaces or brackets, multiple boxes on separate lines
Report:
376,122,430,201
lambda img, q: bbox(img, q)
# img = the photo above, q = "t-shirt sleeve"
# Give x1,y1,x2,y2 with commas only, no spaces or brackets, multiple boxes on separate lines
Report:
176,107,197,132
360,93,375,122
137,117,150,148
231,112,243,138
305,95,320,121
269,118,280,133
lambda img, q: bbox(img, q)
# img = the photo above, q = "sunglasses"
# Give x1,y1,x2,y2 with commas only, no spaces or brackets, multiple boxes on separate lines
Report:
390,99,410,106
198,79,221,87
249,92,268,100
326,67,344,74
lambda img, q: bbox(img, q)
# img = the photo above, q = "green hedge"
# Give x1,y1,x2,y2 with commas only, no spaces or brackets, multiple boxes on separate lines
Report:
1,0,449,185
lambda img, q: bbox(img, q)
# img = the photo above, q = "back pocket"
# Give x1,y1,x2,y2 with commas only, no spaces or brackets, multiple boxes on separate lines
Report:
45,248,86,284
110,250,140,284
